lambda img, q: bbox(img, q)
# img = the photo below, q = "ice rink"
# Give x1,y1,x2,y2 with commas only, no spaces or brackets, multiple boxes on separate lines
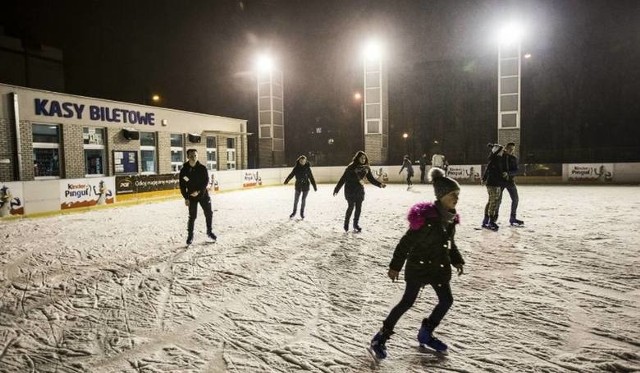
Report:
0,184,638,372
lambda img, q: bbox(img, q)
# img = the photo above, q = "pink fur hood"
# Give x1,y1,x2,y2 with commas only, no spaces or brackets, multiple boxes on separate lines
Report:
407,201,460,230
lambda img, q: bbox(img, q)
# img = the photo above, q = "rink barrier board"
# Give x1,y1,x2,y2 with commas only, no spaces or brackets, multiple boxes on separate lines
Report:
1,162,639,219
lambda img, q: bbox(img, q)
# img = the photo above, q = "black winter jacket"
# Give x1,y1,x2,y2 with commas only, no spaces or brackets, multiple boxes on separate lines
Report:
503,153,519,184
389,201,464,285
179,161,210,200
482,153,506,187
284,163,317,192
333,163,383,202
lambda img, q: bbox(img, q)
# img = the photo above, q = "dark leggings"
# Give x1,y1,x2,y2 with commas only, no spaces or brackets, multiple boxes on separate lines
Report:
383,281,453,332
292,189,309,213
188,193,213,234
345,200,363,227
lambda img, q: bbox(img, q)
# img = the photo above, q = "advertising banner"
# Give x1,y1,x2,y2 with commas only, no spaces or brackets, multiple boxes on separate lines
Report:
371,167,389,183
447,165,481,183
0,182,24,216
115,174,179,195
60,178,115,209
567,163,614,182
209,172,220,192
242,171,262,188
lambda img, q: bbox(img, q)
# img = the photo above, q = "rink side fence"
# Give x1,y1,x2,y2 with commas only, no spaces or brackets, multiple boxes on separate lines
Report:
1,162,639,218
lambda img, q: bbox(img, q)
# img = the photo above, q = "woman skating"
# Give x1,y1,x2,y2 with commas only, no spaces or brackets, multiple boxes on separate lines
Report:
333,151,386,232
284,155,317,219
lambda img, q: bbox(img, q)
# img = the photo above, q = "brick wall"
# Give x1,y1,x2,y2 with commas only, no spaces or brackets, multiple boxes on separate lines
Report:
19,121,34,180
157,132,171,174
365,134,387,165
0,118,14,181
498,128,521,159
62,124,85,178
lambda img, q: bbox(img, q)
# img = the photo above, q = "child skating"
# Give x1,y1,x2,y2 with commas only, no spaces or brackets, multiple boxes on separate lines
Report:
369,167,465,360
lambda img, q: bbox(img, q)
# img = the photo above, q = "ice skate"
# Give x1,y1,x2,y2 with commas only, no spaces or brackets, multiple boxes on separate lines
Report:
186,234,193,247
510,218,524,227
368,328,393,361
207,232,217,243
417,325,448,353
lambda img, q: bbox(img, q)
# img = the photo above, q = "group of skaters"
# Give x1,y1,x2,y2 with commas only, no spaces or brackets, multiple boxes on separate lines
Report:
481,142,524,231
178,145,521,359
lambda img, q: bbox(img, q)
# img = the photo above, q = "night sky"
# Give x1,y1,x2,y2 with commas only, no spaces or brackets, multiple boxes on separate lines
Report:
2,0,639,165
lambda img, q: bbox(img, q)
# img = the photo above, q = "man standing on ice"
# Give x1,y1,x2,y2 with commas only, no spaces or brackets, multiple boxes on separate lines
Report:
369,167,464,359
497,142,524,226
179,149,217,245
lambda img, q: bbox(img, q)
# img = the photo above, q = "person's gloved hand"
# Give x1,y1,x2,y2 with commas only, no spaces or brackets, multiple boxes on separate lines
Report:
388,269,399,282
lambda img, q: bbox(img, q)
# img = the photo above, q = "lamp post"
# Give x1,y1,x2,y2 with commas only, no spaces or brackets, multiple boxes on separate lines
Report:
354,92,364,149
361,38,388,164
497,21,525,155
255,53,284,167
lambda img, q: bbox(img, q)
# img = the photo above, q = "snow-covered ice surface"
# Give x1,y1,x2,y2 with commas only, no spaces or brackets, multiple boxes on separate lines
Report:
0,184,638,372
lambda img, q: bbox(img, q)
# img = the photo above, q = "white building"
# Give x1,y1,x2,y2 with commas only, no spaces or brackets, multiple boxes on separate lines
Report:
0,83,248,182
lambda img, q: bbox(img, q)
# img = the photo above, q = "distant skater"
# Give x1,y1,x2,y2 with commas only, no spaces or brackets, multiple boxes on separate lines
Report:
419,153,428,183
369,167,465,360
431,152,446,170
333,151,386,232
399,155,414,189
179,149,217,245
284,155,317,219
481,143,505,231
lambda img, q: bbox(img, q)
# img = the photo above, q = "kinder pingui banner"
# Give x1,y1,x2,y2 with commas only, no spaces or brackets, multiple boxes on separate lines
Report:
567,164,614,182
0,182,24,216
446,165,481,182
60,178,115,209
242,171,262,188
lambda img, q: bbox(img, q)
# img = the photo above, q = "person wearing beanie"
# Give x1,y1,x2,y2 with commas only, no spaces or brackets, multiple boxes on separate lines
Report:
333,151,386,232
399,155,414,190
369,167,465,360
284,155,317,219
481,143,506,231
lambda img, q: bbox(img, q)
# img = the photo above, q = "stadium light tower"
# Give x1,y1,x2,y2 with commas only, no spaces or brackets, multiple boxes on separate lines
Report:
496,21,525,156
361,39,388,165
255,53,285,167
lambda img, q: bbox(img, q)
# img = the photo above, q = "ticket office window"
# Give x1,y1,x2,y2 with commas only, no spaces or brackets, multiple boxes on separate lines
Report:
83,127,106,176
206,136,217,171
226,137,236,170
170,133,184,172
33,124,61,178
140,132,157,174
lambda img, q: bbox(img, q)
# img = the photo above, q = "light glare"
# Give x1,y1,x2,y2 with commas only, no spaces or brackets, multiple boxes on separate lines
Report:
498,22,525,46
256,54,274,72
363,40,382,61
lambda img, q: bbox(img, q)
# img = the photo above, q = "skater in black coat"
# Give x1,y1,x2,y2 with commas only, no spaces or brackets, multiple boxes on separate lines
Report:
369,167,464,360
481,143,506,231
399,155,414,189
284,155,317,219
333,150,386,232
179,149,216,245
